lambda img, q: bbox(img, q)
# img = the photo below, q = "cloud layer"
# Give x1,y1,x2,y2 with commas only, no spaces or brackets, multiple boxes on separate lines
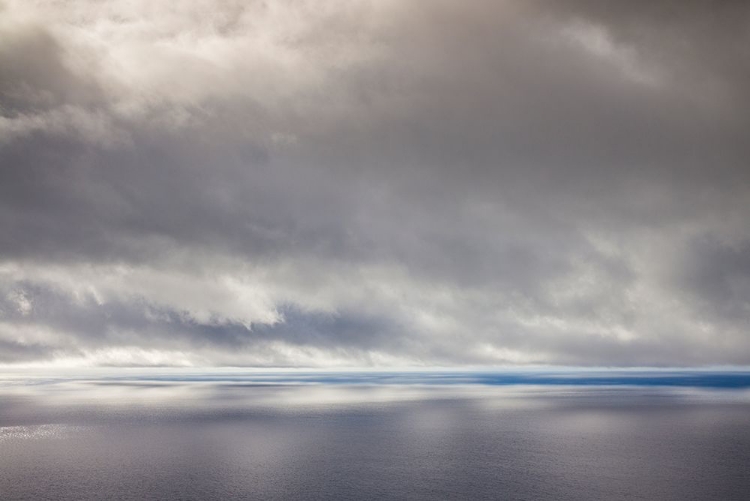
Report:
1,0,749,367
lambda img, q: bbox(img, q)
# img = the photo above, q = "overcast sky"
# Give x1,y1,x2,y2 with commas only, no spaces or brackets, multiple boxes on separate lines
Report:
1,0,749,368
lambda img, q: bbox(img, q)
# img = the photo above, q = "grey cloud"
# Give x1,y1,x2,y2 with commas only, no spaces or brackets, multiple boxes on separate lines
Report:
0,339,52,363
0,22,100,113
0,277,411,366
0,0,749,367
673,236,750,322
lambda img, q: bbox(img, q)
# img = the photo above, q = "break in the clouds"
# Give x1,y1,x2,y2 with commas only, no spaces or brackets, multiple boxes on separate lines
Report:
1,0,749,367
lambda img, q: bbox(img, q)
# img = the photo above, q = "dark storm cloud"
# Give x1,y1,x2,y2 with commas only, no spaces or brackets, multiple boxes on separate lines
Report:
0,0,749,366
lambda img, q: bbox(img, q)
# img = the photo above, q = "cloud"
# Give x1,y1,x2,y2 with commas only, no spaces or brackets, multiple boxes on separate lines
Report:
1,0,749,367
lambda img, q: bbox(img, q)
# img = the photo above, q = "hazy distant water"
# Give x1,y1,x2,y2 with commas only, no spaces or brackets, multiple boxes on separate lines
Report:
1,371,749,500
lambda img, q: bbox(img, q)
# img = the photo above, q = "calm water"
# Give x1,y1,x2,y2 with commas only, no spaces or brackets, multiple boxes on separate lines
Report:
1,371,749,500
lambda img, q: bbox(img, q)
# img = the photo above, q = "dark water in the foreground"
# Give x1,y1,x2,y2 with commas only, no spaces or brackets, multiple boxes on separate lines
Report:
1,371,749,500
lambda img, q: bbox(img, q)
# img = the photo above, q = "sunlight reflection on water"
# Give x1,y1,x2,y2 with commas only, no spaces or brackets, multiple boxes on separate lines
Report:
1,372,749,501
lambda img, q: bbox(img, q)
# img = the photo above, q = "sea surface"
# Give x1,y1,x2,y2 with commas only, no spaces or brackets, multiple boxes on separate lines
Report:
1,370,749,500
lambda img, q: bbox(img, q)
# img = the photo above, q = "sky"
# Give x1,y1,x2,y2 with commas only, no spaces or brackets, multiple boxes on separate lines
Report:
0,0,749,368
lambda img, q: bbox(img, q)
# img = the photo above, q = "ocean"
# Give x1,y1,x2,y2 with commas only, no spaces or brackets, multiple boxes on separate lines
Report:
1,370,749,500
